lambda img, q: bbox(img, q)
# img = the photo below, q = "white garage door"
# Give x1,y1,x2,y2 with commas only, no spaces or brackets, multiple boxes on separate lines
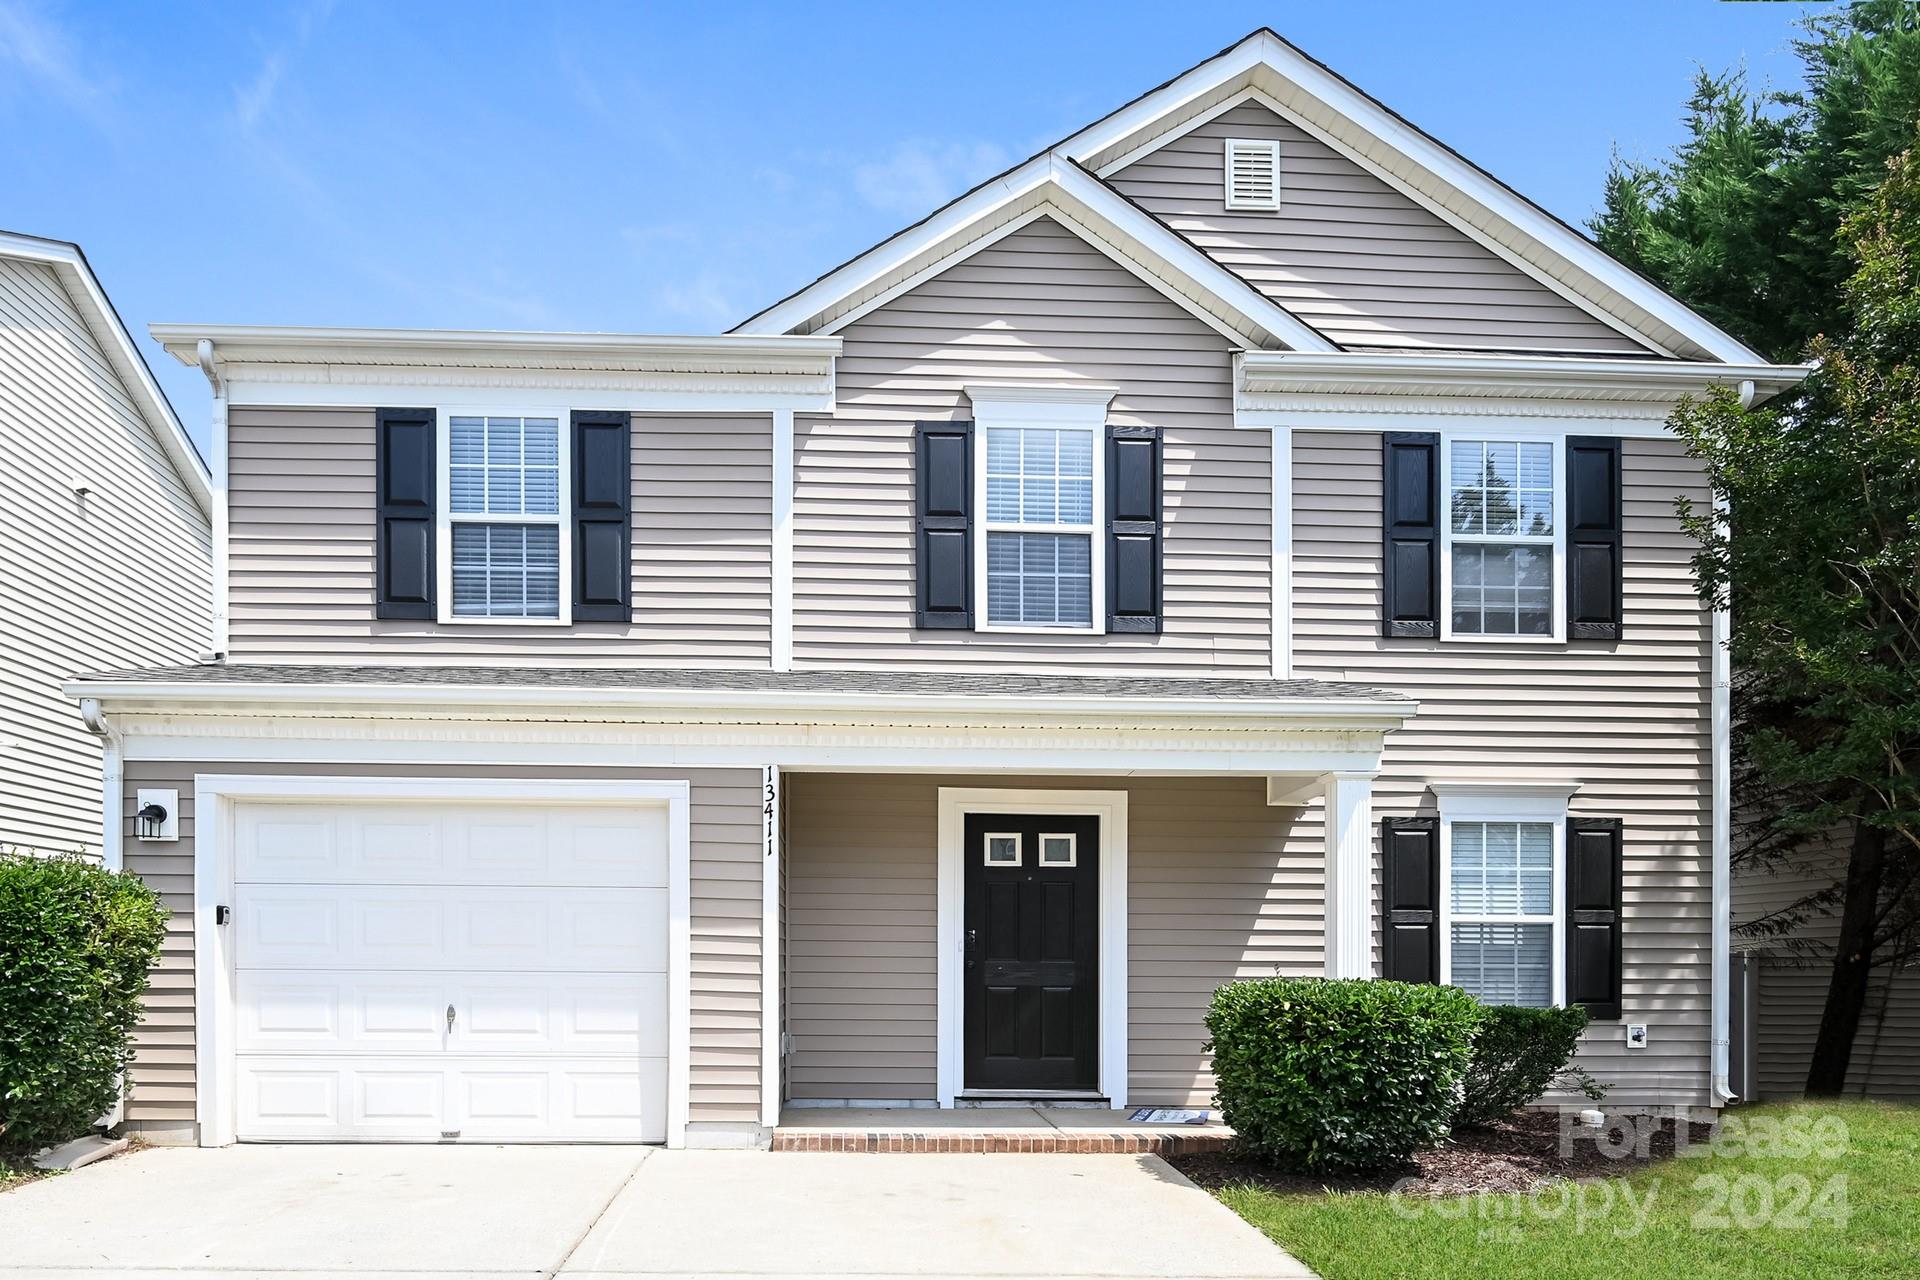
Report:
231,798,670,1143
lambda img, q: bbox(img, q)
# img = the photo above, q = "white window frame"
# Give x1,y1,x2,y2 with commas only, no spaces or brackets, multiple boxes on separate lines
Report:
435,407,573,626
968,387,1114,636
1438,429,1565,644
1433,783,1578,1008
984,832,1023,866
1039,832,1078,867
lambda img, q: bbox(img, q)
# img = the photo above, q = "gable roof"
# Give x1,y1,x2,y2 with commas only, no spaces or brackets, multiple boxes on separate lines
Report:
738,29,1766,366
1,229,212,515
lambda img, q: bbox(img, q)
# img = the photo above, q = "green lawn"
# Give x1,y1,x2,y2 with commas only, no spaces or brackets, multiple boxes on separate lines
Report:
1214,1101,1919,1280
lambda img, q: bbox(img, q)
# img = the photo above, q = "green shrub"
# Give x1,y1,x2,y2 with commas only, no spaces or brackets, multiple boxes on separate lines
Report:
0,851,167,1154
1453,1004,1607,1129
1205,977,1483,1172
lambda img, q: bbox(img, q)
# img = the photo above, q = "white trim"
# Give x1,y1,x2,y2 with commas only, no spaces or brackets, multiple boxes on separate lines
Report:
434,409,572,627
1269,421,1292,679
195,340,230,656
1437,430,1565,645
738,156,1335,353
188,774,693,1149
1432,787,1573,1009
1223,136,1282,211
1711,498,1734,1103
771,410,795,671
973,400,1109,635
760,764,781,1127
1322,773,1374,978
1056,31,1771,365
936,788,1128,1110
0,232,210,514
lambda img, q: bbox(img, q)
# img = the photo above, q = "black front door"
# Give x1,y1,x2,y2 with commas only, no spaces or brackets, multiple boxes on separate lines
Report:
963,814,1099,1092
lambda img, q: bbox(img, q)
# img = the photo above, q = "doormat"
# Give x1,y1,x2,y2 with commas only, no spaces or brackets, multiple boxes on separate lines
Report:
1128,1107,1211,1125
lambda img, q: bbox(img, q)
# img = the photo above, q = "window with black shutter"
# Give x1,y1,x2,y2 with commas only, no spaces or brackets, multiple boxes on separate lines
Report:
571,410,631,622
1382,432,1439,637
1566,817,1625,1019
1382,816,1441,983
1106,424,1162,633
1566,437,1624,640
375,407,436,619
914,420,973,628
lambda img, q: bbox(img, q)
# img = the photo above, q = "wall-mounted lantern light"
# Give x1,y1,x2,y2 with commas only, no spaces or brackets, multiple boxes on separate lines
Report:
133,789,179,842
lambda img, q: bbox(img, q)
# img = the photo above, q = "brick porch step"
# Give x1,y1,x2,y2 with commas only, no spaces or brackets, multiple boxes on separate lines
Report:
772,1106,1234,1154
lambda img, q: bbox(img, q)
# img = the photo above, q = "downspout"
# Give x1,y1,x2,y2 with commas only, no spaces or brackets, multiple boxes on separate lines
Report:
1711,379,1755,1105
79,697,127,1130
196,339,229,659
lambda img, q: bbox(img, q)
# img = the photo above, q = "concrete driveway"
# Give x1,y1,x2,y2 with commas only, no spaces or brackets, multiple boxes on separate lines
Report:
0,1144,1313,1280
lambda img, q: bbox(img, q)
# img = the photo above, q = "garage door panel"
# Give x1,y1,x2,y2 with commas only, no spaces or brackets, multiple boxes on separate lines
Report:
236,973,445,1053
236,803,668,888
235,885,665,972
448,973,668,1053
449,1058,665,1143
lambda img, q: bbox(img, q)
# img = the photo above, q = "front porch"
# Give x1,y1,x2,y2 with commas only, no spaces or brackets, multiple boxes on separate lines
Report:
772,1105,1235,1155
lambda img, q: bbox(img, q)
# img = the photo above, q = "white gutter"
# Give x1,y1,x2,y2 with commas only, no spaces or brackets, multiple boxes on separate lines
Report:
1236,351,1812,403
196,340,228,657
62,676,1417,731
152,323,841,364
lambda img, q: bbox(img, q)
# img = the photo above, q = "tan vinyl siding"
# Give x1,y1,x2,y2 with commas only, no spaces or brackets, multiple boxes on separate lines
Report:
783,772,1308,1106
1292,430,1713,1105
117,760,764,1139
225,409,770,665
1735,853,1920,1100
0,256,209,856
793,216,1272,675
1107,101,1651,355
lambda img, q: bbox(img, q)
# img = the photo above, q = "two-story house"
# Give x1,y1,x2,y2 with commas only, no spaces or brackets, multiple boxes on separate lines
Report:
1,229,211,857
69,30,1808,1149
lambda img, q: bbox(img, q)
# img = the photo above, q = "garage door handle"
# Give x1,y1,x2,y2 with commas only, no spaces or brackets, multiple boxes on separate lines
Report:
446,1004,456,1032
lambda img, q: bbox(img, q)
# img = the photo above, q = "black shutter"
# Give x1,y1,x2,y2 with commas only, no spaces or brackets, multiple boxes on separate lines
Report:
572,410,631,622
1107,424,1163,633
1381,816,1440,983
1567,818,1625,1019
1382,432,1440,637
375,407,436,620
914,420,973,629
1566,437,1624,640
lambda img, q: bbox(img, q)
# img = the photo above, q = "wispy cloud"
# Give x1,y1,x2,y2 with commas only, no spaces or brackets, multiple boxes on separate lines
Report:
231,0,334,131
0,0,114,125
851,139,1011,217
649,270,747,330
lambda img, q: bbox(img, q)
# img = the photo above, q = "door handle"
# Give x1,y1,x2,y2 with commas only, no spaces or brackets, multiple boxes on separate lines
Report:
446,1004,456,1033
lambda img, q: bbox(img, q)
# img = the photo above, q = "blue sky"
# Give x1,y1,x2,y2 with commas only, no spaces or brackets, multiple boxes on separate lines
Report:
2,1,1827,454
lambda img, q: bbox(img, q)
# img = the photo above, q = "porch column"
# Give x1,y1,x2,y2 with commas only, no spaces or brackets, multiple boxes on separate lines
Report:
1323,772,1375,979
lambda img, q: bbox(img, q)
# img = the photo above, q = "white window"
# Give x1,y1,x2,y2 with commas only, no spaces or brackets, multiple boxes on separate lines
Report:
439,412,570,624
1039,833,1077,866
1435,785,1573,1009
1224,137,1281,211
984,426,1096,628
1442,436,1562,641
984,833,1021,866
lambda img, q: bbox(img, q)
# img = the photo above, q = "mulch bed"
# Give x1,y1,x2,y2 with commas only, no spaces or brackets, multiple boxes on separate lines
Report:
1168,1110,1718,1198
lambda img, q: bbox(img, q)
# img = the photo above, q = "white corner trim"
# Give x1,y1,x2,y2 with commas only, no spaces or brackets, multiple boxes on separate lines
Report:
1322,773,1374,978
1269,422,1292,679
935,788,1128,1110
771,410,795,672
188,774,693,1150
760,765,782,1127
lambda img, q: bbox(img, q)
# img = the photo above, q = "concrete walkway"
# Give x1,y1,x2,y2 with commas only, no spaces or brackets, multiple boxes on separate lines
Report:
0,1143,1314,1279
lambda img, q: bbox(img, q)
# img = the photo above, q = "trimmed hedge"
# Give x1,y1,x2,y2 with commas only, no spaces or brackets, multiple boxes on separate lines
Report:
1205,977,1482,1171
0,852,168,1154
1454,1003,1606,1128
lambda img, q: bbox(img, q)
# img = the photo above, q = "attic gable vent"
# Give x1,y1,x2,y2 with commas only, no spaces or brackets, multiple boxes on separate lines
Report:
1224,138,1281,212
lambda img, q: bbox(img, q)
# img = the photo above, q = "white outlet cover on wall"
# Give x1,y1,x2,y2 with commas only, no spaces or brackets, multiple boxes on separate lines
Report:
1625,1023,1649,1049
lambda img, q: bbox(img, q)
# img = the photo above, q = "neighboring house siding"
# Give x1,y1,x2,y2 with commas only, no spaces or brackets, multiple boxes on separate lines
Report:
0,256,209,854
1734,854,1920,1100
224,408,771,665
783,772,1309,1107
1292,431,1713,1106
116,759,764,1140
1106,101,1651,355
793,216,1273,675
